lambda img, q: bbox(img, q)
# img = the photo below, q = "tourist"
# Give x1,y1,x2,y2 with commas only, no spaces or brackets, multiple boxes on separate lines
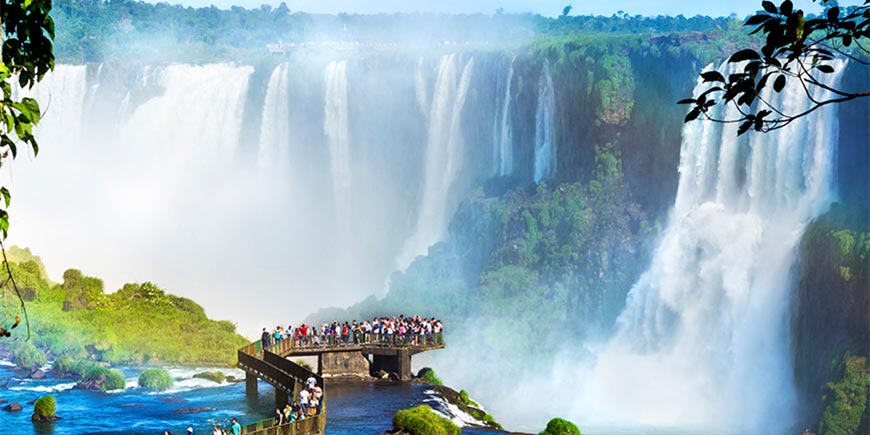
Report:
306,375,316,389
283,404,293,423
230,418,241,435
212,424,221,435
275,407,284,425
261,327,271,348
299,387,310,415
313,384,323,413
164,431,172,435
187,428,194,435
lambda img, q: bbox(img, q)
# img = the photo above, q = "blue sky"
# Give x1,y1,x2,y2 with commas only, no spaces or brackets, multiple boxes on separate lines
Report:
163,0,861,16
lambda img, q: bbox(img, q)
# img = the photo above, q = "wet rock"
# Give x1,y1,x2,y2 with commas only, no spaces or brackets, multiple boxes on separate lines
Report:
29,369,45,379
225,375,244,383
373,370,388,380
175,407,215,415
388,372,400,381
3,402,23,412
157,396,187,404
31,413,62,421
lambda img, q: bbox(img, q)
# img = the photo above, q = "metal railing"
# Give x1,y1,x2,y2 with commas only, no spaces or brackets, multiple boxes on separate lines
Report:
238,341,326,435
264,331,445,353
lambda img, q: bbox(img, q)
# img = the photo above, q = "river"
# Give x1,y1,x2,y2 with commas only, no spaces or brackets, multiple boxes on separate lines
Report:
1,360,507,435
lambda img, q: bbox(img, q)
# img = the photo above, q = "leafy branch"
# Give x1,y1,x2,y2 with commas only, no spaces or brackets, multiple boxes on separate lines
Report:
679,0,870,135
0,0,54,339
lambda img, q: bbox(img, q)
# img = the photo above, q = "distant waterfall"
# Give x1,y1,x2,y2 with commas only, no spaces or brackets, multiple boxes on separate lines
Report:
415,56,429,118
17,64,88,146
534,60,556,182
324,60,352,208
396,54,475,269
259,63,291,169
492,57,515,177
581,61,846,433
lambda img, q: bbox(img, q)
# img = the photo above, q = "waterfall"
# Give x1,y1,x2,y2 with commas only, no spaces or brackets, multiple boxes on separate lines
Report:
579,61,846,433
415,56,429,118
492,57,515,177
324,60,352,208
15,64,88,147
396,54,475,270
259,63,291,170
534,59,556,182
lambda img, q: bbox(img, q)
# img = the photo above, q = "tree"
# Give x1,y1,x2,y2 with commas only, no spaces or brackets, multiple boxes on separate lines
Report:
0,0,54,338
562,4,573,17
680,0,869,135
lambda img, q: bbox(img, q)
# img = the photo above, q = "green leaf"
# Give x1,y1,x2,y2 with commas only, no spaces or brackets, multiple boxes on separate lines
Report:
684,108,701,122
816,64,835,73
762,1,778,14
828,6,840,22
729,49,762,63
676,98,696,105
0,188,10,208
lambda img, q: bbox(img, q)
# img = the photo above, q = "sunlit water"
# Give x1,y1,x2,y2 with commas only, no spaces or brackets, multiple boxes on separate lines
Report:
1,361,506,435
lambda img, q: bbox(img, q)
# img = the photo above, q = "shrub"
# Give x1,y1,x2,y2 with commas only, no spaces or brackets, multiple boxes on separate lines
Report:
11,341,47,370
819,356,870,435
82,366,125,391
417,367,443,386
71,359,100,377
294,360,312,371
52,356,75,375
105,369,126,391
193,371,225,383
539,417,583,435
138,368,174,391
33,395,56,419
393,405,460,435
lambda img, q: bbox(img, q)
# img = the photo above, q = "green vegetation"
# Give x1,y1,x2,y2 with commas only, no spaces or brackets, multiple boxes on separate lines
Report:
540,417,583,435
3,247,248,366
10,340,47,370
819,357,870,435
51,355,74,375
32,396,56,420
82,366,126,391
293,360,313,371
417,367,443,386
459,390,479,408
793,204,870,431
393,405,460,435
193,371,225,383
138,368,173,391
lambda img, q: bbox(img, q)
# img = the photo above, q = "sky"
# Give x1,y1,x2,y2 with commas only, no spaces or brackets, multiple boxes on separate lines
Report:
160,0,859,17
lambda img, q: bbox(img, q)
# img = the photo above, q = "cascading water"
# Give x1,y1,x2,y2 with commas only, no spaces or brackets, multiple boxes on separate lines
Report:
577,60,846,434
533,59,556,182
16,64,88,145
396,54,475,269
324,60,352,212
259,63,291,170
492,56,515,177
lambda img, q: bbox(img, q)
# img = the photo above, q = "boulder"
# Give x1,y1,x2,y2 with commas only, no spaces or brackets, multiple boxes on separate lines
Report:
373,370,389,380
3,402,22,412
31,413,61,421
175,407,215,415
29,369,45,379
73,378,105,391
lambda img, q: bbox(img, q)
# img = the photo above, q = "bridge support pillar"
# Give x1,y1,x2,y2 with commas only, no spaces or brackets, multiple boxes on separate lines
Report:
275,388,288,409
245,372,258,396
371,349,413,381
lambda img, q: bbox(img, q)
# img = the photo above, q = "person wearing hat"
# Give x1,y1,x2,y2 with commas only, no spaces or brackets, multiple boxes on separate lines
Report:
186,428,194,435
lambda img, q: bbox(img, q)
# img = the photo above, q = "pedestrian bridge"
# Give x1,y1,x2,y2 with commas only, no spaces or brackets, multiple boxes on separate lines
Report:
235,333,445,434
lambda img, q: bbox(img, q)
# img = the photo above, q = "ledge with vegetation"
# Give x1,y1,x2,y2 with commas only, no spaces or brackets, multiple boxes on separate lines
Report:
2,247,248,369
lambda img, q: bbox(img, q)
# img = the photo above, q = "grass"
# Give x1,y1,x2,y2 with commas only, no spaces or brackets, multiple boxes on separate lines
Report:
393,405,460,435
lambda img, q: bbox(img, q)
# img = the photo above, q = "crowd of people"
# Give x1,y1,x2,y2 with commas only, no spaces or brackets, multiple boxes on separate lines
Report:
260,315,444,349
275,374,324,425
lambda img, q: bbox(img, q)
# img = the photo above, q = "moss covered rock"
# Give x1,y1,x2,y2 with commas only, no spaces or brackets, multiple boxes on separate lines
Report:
75,366,125,391
138,368,173,391
416,367,443,386
393,405,460,435
193,371,225,383
540,417,583,435
31,395,57,421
